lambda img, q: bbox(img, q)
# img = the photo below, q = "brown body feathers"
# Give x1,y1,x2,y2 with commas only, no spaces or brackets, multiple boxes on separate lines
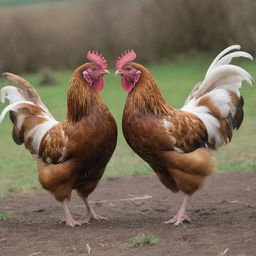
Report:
1,64,117,202
121,46,253,196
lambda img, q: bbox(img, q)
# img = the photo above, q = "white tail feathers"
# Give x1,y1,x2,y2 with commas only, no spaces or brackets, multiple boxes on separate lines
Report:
185,45,253,103
182,45,253,149
0,86,25,104
206,45,253,77
0,100,35,123
2,73,53,118
0,85,38,123
0,81,58,155
0,84,42,119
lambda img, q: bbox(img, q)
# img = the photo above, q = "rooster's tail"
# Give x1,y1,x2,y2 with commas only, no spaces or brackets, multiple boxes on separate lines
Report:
0,73,58,155
182,45,253,149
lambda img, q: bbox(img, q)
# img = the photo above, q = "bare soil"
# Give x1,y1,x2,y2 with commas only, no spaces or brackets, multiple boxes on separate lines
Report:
0,172,256,256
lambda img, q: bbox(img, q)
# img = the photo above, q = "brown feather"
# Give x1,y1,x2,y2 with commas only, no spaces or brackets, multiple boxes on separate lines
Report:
122,63,214,196
66,63,105,122
38,63,117,201
3,64,117,204
2,72,47,110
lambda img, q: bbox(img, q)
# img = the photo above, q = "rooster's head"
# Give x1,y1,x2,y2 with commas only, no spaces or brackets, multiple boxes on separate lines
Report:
115,50,142,93
82,51,110,93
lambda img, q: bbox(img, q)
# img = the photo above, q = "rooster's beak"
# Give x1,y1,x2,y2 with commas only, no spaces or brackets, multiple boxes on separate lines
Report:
103,69,110,75
115,70,121,76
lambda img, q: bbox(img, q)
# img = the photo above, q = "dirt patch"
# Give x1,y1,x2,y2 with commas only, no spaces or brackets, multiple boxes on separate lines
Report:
0,172,256,256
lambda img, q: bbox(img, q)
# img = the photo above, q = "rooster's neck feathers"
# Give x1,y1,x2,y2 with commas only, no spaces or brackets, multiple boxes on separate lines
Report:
66,66,102,122
126,64,173,117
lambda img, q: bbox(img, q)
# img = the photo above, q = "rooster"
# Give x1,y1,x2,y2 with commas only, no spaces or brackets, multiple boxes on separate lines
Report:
115,45,253,225
0,52,117,227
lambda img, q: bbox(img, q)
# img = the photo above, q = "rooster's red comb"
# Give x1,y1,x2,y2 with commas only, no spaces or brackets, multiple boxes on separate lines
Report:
87,51,108,69
116,50,137,70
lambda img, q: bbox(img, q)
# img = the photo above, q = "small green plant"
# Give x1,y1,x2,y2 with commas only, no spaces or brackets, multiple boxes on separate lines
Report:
0,212,10,220
217,248,229,256
128,233,159,247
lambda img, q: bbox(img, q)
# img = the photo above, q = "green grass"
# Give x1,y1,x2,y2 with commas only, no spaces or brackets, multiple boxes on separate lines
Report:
0,56,255,197
217,248,229,256
0,211,10,220
128,233,159,247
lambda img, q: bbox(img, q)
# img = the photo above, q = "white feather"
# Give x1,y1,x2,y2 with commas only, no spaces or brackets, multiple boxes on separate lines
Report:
206,45,241,76
211,51,253,70
163,119,174,129
0,86,27,103
25,118,58,154
58,129,68,163
0,84,59,154
182,45,253,148
182,99,224,147
173,147,184,153
16,114,26,130
0,101,35,123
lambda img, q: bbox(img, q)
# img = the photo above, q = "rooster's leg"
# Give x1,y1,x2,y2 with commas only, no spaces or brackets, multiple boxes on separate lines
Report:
63,199,82,227
82,197,107,222
164,195,191,225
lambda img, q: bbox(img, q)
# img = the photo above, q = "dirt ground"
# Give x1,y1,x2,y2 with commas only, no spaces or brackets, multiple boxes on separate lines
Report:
0,171,255,256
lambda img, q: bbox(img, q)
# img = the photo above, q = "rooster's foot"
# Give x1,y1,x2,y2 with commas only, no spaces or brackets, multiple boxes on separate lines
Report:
88,213,107,222
63,199,86,227
64,217,82,227
83,197,107,222
164,213,191,226
164,195,192,225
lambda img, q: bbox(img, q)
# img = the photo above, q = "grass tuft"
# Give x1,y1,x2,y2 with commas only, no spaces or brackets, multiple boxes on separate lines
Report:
0,211,10,220
217,248,229,256
128,233,159,247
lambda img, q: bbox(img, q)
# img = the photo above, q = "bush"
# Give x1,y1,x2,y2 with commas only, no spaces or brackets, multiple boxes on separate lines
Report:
0,0,255,73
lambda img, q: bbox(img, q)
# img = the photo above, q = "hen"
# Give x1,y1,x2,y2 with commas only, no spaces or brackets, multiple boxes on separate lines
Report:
0,52,117,227
115,45,253,225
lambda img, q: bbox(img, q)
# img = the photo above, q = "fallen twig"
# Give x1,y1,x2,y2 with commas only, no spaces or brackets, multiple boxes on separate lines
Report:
117,195,152,202
245,203,256,208
86,244,91,254
28,252,42,256
229,201,256,208
93,195,152,204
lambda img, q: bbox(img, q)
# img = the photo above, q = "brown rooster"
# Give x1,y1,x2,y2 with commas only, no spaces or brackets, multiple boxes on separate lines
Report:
115,45,253,225
0,52,117,227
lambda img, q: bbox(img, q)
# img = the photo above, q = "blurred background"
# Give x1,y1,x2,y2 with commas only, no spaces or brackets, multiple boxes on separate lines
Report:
0,0,255,196
0,0,256,73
